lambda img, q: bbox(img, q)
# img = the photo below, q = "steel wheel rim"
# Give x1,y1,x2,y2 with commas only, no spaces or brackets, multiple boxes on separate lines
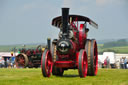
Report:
16,55,25,68
15,54,28,68
94,41,98,75
78,50,88,77
82,51,88,76
41,50,53,77
85,39,98,76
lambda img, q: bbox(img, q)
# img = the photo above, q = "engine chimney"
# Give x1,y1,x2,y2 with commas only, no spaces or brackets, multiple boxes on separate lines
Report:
62,8,69,37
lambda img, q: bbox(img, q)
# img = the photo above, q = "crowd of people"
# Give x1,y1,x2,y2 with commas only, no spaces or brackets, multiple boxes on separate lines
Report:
0,57,15,68
1,56,128,69
102,56,128,69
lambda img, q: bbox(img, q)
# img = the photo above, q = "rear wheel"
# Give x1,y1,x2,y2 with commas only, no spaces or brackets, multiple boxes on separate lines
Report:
52,44,64,76
41,49,53,77
85,39,98,76
78,49,88,78
15,53,28,68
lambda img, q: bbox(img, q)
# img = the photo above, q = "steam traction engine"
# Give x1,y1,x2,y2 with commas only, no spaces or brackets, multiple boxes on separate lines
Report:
41,8,98,77
15,45,44,68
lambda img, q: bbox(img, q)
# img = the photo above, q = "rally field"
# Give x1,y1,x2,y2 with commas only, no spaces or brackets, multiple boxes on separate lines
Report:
0,68,128,85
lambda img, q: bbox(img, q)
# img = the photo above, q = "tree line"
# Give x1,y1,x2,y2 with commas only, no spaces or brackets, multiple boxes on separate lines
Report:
103,39,128,48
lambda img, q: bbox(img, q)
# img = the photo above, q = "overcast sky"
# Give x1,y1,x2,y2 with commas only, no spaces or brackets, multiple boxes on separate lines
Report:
0,0,128,45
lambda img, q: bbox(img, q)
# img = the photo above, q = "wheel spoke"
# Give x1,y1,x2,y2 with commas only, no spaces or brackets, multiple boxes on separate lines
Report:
48,60,52,65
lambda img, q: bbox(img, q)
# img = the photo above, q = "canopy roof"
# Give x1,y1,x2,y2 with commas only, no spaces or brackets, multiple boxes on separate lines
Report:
52,15,98,29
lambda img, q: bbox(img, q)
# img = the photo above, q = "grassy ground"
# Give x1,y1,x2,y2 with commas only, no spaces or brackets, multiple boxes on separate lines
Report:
0,68,128,85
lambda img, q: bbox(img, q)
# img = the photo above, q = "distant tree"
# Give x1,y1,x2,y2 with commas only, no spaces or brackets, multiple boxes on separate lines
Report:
103,39,128,48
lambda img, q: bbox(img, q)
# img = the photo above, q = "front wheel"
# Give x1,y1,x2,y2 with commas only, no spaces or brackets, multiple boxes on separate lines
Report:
41,49,53,77
78,49,88,78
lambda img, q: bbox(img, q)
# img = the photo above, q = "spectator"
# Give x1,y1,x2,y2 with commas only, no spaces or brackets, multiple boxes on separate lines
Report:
124,57,127,69
120,57,124,69
116,60,120,69
104,58,107,68
98,60,102,68
1,58,5,68
7,58,10,68
106,56,110,68
10,57,15,68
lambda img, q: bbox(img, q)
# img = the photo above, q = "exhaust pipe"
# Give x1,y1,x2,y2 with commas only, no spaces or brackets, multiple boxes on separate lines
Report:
61,8,69,37
47,38,51,50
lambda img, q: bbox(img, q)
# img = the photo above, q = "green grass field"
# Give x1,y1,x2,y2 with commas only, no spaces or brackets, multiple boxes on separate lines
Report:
0,68,128,85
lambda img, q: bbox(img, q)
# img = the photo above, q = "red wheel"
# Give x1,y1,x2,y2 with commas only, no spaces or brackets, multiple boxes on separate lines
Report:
78,49,88,78
41,49,53,77
15,53,28,68
85,39,98,76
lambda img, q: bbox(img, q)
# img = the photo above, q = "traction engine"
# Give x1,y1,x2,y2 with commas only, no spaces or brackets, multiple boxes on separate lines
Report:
15,45,44,68
41,8,98,77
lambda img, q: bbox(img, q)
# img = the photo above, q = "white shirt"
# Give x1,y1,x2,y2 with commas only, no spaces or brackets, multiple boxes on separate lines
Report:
1,60,5,64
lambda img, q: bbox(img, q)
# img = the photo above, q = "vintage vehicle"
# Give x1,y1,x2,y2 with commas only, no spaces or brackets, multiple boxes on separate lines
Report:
15,45,44,68
41,8,98,77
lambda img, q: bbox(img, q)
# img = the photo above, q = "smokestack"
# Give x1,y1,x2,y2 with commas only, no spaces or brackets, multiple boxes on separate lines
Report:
47,38,51,50
62,8,69,36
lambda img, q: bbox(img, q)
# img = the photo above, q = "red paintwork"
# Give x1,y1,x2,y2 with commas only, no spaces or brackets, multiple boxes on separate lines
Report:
41,50,52,77
55,61,76,68
55,20,88,69
79,24,86,49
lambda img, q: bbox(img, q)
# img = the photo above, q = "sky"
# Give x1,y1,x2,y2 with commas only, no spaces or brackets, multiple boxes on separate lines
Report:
0,0,128,45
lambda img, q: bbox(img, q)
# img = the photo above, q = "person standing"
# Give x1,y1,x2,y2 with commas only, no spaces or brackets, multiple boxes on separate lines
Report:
124,57,127,69
106,56,110,68
120,57,124,69
7,58,10,68
1,57,5,68
104,58,107,68
10,57,15,68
